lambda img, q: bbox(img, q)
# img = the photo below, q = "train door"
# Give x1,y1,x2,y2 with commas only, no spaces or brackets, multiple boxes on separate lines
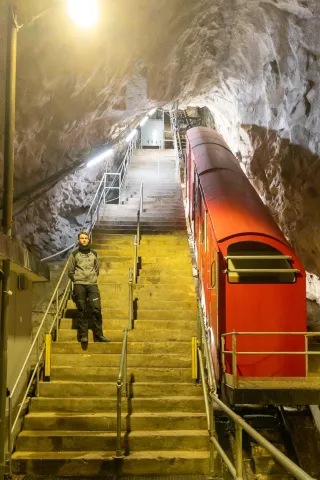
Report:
188,154,196,230
193,171,200,256
205,220,221,381
198,194,206,279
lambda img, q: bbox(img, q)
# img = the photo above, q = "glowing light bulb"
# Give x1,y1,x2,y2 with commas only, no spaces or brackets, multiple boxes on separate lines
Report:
67,0,99,28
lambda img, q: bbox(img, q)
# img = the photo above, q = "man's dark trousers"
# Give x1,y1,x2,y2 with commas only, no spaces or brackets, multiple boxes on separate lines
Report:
73,284,103,339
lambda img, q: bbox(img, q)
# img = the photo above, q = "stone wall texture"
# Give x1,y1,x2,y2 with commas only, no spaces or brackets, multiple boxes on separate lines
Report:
0,0,320,304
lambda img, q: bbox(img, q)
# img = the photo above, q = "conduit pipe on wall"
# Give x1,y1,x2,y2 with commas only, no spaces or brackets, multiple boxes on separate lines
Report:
0,5,17,480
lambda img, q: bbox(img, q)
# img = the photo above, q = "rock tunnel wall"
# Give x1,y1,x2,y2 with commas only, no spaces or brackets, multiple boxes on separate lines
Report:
0,1,320,309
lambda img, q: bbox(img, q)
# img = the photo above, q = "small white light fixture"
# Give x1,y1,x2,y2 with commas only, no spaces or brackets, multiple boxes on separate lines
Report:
139,116,148,127
126,129,138,143
86,148,113,168
67,0,99,28
148,107,157,116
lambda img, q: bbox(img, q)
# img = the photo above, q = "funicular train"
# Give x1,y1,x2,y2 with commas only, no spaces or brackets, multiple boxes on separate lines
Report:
185,127,320,405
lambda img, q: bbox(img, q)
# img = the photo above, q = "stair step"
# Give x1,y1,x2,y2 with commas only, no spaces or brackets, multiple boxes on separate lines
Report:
50,366,193,382
39,382,203,398
51,353,191,368
23,412,207,431
16,429,209,452
58,329,196,342
29,396,204,414
97,282,194,292
99,289,196,301
59,320,196,333
95,227,187,233
136,310,196,320
12,450,210,476
95,221,186,226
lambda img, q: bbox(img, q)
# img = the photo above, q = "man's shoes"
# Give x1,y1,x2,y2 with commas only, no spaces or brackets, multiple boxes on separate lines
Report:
79,335,88,343
94,335,110,343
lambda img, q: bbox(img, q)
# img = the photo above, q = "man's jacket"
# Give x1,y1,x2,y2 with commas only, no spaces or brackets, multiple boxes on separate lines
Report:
68,248,99,285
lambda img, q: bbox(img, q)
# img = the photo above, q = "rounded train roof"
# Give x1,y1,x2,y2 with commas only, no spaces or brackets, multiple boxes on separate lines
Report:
186,127,289,246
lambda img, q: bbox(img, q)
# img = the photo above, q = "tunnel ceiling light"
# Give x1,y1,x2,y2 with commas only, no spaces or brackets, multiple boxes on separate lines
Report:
86,148,113,168
67,0,99,28
139,116,148,127
126,129,138,143
148,107,157,116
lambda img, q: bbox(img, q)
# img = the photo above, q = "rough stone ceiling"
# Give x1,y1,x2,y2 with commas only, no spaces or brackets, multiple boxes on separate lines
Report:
0,0,320,288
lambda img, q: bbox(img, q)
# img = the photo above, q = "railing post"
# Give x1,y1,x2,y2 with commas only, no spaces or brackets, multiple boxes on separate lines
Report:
133,235,138,284
137,211,140,246
197,304,202,349
36,336,40,397
141,183,143,212
235,423,243,479
116,379,122,457
232,332,237,387
123,335,127,398
56,290,59,315
56,311,60,342
208,395,217,479
128,268,133,330
305,334,308,376
8,396,12,476
221,335,226,373
90,208,93,239
56,290,59,341
103,174,106,204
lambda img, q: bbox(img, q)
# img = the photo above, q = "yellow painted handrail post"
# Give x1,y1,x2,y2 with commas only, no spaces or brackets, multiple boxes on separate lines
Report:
45,334,52,379
191,337,198,380
36,336,40,397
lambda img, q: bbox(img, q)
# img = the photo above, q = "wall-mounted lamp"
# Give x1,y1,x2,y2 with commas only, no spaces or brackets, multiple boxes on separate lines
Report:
139,116,148,127
86,148,113,168
126,129,138,143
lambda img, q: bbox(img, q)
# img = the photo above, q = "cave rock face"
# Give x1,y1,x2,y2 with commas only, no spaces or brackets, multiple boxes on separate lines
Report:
0,1,320,303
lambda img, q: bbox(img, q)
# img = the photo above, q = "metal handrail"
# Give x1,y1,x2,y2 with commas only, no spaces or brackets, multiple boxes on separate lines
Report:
115,328,128,458
7,139,137,471
7,272,71,474
169,108,183,161
197,302,316,480
221,331,320,385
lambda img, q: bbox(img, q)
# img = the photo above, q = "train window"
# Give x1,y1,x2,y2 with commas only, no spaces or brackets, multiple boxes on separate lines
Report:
226,242,299,284
210,260,216,288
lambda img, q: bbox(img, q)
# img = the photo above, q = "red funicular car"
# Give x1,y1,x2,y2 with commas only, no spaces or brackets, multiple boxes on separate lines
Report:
186,126,320,405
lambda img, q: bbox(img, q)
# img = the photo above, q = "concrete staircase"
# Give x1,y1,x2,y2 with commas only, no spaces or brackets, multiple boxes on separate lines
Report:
97,149,186,234
12,149,213,476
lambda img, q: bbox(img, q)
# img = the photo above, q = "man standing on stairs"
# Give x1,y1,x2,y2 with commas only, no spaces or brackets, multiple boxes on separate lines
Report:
68,231,110,343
